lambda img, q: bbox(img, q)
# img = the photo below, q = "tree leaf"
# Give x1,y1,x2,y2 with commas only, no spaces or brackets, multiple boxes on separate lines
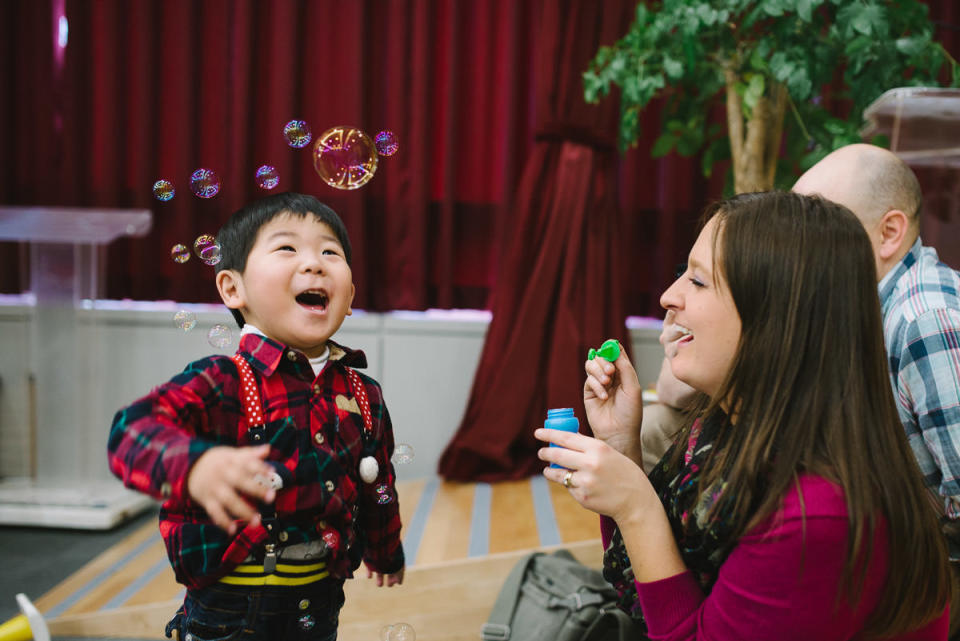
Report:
796,0,815,22
851,3,887,37
663,56,684,80
895,36,927,57
763,0,785,18
651,133,677,158
786,67,812,101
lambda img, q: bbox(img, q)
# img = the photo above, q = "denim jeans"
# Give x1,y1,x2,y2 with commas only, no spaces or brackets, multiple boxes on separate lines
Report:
165,578,345,641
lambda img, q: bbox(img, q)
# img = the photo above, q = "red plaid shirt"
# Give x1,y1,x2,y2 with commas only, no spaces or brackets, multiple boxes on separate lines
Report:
107,333,404,589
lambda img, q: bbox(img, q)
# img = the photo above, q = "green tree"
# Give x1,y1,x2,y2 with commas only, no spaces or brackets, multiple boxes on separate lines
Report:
584,0,959,192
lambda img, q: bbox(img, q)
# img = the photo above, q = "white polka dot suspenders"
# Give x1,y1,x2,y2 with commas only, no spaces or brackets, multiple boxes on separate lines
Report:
230,354,378,479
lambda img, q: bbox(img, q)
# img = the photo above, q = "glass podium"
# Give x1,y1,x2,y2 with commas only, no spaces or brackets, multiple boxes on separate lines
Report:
0,206,156,528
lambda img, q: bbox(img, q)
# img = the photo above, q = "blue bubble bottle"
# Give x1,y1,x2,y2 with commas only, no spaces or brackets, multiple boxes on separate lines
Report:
546,408,579,468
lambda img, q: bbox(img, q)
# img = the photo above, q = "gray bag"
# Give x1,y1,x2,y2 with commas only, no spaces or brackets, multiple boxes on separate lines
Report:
481,549,644,641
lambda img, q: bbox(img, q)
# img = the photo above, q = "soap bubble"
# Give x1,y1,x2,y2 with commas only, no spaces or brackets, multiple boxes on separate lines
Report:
170,244,190,264
388,623,415,641
189,168,220,198
199,241,222,266
193,235,217,259
153,179,175,201
375,130,398,157
207,324,233,349
392,443,414,465
312,126,378,190
255,164,279,190
283,119,312,148
174,310,197,332
375,484,394,505
321,528,340,550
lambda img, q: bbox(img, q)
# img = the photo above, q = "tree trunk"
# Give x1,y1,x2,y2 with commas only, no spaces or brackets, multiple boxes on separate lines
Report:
724,68,788,193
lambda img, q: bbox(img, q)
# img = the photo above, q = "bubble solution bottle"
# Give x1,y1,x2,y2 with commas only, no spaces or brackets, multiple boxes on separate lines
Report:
546,408,580,469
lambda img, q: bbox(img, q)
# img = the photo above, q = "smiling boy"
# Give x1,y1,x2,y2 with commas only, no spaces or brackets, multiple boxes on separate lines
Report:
108,192,403,640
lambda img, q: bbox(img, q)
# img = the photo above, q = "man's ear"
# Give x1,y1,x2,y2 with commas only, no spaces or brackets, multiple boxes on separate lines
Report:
876,209,909,262
216,270,245,311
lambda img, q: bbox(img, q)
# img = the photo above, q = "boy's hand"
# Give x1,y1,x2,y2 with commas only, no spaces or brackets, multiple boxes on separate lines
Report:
186,444,276,535
367,566,404,587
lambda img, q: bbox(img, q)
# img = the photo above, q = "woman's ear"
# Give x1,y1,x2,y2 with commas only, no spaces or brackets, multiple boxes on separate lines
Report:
216,270,245,311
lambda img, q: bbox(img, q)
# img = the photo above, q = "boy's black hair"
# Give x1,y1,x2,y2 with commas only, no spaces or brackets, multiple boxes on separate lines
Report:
216,192,352,328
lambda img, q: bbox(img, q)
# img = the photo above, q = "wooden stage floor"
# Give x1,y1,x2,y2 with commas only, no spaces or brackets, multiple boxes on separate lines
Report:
35,476,604,640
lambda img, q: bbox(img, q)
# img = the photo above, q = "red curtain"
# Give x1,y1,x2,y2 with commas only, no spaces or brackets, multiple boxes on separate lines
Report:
438,0,636,481
0,0,539,311
2,2,958,310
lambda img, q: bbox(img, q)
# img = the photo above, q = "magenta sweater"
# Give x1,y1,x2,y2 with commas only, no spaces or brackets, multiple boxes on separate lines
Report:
601,475,947,640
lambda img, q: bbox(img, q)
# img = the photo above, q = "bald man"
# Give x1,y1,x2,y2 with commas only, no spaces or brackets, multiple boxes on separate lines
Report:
795,144,960,632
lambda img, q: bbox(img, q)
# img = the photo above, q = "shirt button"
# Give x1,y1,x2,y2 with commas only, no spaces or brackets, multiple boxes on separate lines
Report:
278,531,289,542
313,384,321,394
286,350,297,361
160,482,172,498
299,598,311,610
325,480,335,492
314,432,325,445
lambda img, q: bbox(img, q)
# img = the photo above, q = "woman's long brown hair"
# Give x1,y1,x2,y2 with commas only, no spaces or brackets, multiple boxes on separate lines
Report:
668,191,949,636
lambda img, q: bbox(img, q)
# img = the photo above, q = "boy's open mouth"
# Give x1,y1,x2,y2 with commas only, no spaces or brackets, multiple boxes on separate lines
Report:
296,289,329,310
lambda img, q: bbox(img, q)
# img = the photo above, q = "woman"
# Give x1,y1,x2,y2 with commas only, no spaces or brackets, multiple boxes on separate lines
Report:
536,191,950,640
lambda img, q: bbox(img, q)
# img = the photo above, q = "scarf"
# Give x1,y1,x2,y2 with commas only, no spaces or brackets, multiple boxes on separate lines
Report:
602,413,738,620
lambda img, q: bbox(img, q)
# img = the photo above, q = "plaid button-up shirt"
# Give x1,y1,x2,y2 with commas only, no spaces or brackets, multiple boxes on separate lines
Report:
107,333,404,588
880,239,960,518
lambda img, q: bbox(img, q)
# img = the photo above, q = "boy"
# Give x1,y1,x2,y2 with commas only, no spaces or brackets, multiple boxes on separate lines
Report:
108,192,404,640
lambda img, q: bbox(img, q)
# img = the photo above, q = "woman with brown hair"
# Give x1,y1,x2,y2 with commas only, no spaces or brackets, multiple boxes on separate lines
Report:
536,191,950,640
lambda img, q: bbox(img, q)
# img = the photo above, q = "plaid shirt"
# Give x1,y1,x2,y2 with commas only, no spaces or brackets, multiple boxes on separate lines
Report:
107,333,404,588
880,238,960,518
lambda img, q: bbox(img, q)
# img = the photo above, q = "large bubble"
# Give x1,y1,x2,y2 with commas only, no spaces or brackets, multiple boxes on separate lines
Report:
312,126,378,190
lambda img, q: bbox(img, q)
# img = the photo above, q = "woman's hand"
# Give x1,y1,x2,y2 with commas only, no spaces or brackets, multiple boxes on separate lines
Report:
536,428,687,583
584,348,644,460
535,428,653,524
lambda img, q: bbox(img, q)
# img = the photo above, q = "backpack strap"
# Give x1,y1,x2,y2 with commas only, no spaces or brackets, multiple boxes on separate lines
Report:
580,606,642,641
480,552,542,641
